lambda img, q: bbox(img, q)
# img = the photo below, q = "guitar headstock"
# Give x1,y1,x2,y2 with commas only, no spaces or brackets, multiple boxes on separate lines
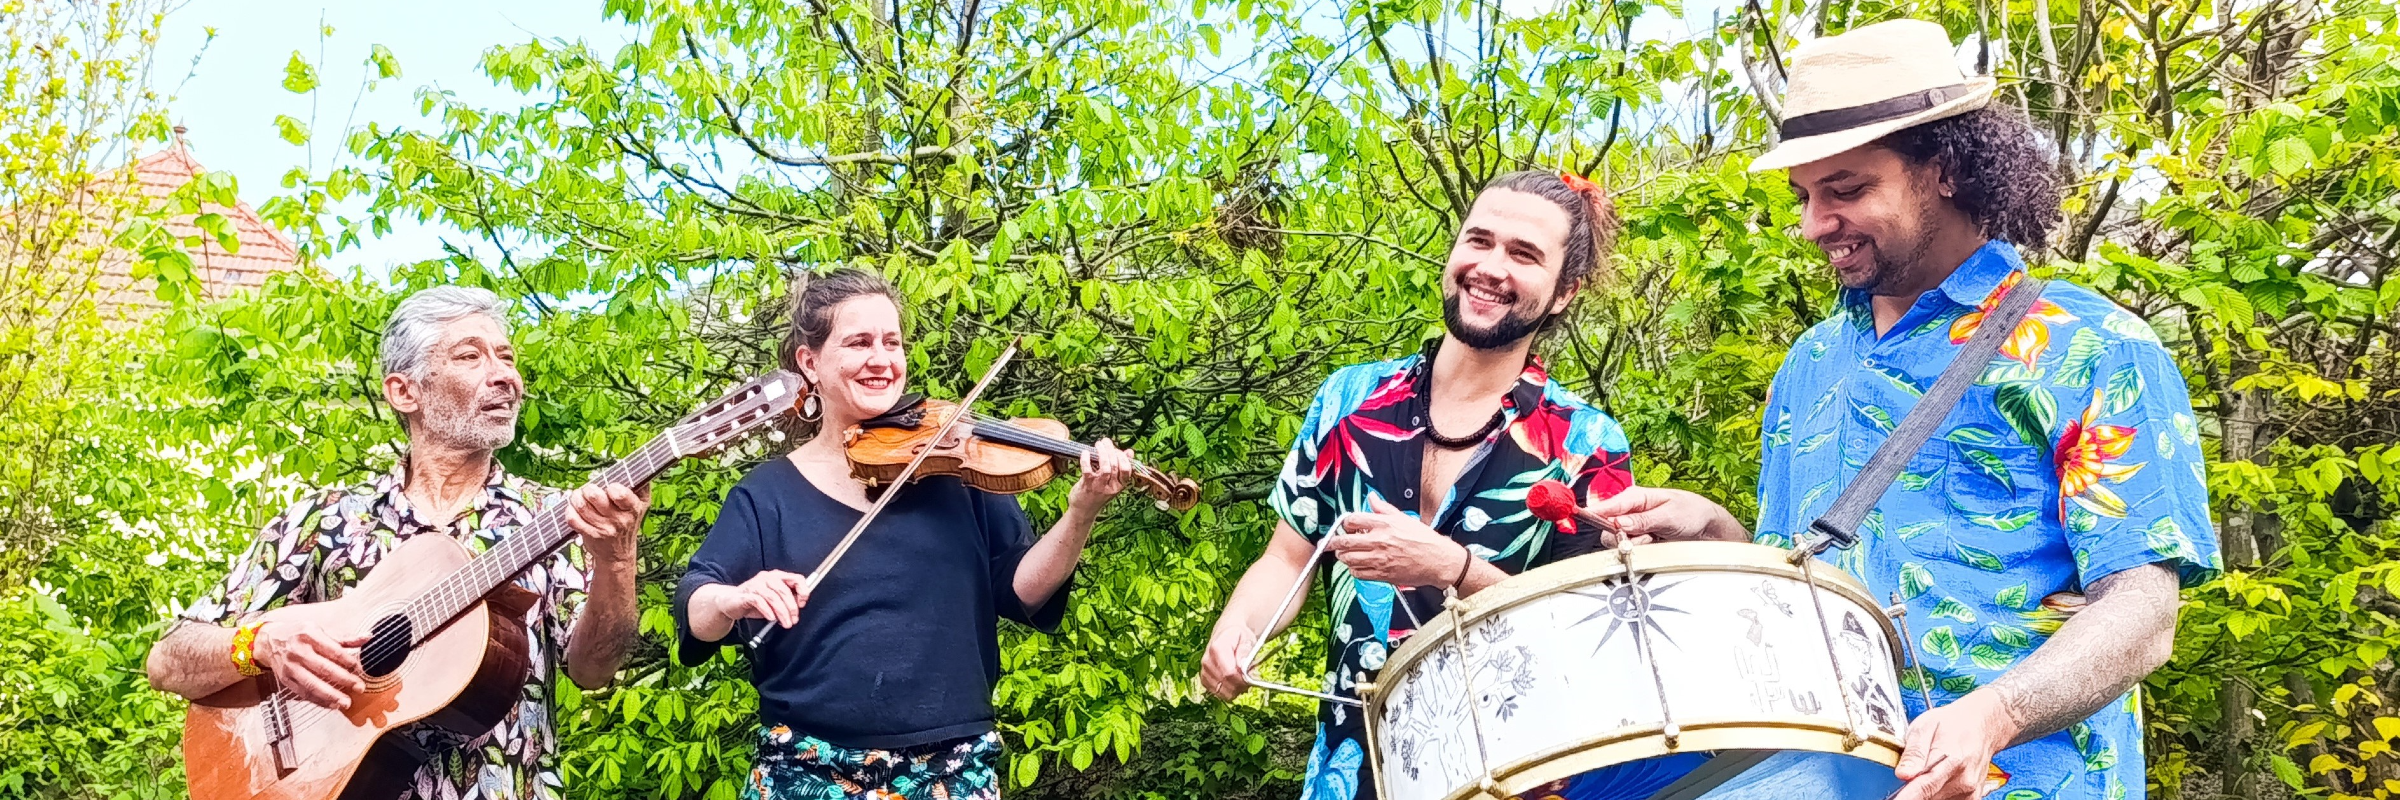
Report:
662,370,807,459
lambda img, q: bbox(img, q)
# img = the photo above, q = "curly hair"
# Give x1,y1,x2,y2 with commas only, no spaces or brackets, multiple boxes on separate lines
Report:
1870,106,2064,249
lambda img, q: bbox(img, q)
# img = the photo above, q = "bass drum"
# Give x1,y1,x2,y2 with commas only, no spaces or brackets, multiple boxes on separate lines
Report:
1360,541,1912,800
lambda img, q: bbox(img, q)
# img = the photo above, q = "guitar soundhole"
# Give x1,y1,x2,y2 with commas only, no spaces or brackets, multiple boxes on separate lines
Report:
360,614,415,678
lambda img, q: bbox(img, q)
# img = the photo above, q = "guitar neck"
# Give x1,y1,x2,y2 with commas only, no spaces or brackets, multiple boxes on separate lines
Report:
399,437,678,639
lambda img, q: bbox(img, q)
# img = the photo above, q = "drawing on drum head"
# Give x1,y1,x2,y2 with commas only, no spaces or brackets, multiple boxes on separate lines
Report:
1476,644,1538,721
1836,611,1902,734
1565,573,1694,654
1382,643,1476,787
1734,607,1787,714
1752,579,1795,617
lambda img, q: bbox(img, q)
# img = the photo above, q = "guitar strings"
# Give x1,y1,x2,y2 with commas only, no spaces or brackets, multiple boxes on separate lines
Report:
276,380,785,738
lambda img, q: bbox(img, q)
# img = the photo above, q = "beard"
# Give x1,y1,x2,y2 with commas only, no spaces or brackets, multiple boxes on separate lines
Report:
1836,196,1944,294
1442,287,1549,351
421,391,519,451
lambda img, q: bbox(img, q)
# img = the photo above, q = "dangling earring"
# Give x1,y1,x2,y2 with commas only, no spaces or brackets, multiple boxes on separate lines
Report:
800,393,823,423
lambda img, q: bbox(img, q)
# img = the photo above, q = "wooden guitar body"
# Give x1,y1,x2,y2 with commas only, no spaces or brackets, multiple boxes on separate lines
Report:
177,369,805,800
183,534,535,800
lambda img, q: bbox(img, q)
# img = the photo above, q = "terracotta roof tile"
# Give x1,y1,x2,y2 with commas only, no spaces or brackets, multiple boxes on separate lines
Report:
88,136,303,317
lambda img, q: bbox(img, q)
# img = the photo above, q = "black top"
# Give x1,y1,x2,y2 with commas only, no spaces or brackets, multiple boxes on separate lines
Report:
673,457,1069,749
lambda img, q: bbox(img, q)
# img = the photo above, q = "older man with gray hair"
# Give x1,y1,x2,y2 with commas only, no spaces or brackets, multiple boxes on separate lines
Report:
146,286,650,799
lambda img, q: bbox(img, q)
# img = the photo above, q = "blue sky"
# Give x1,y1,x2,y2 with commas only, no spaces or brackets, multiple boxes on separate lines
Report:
152,0,633,276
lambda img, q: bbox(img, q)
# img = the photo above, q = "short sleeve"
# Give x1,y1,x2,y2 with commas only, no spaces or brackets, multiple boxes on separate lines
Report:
177,494,334,627
978,490,1066,632
2056,336,2221,588
673,483,765,666
1551,408,1635,562
1751,350,1805,546
1270,378,1348,544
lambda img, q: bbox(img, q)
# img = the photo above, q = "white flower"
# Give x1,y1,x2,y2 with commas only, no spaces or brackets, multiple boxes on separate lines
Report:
1462,506,1491,531
1360,641,1388,670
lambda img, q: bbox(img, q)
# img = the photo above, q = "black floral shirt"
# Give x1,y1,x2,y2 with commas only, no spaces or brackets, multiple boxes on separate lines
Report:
1271,341,1635,800
177,460,585,800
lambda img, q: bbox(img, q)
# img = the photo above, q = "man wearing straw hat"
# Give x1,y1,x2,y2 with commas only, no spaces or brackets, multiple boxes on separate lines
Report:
1589,19,2220,800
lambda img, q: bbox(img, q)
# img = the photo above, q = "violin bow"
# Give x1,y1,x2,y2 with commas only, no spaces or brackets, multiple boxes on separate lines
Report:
749,337,1022,649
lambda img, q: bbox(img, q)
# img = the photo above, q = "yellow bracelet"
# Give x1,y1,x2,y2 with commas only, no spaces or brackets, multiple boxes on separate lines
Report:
230,621,265,677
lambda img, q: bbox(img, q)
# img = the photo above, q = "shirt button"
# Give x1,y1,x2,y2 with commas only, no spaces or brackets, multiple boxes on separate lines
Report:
1404,489,1416,499
1412,416,1422,425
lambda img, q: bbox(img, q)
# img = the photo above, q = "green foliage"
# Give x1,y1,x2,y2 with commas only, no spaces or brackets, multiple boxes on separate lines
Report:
8,0,2400,798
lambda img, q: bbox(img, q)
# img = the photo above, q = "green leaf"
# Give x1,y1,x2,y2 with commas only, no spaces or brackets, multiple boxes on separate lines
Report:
1995,583,2030,610
1930,597,1976,622
1990,624,2035,650
281,51,320,94
2269,754,2306,792
1965,508,2040,532
2053,329,2106,388
2265,136,2315,176
1858,403,1897,433
1945,425,2005,446
1871,364,1924,397
1993,381,2058,452
2103,364,2144,416
1953,543,2008,572
1967,644,2018,670
368,43,403,79
1898,563,1935,600
273,115,310,146
1958,448,2017,494
1922,626,1963,661
2144,518,2193,560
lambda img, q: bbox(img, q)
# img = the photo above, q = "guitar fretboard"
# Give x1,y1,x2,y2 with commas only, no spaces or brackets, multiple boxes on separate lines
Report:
398,432,679,641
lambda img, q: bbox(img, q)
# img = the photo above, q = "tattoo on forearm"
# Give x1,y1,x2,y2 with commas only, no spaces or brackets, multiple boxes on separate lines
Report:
1986,564,2181,744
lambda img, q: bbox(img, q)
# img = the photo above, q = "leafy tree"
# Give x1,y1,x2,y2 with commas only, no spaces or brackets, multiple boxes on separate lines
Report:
9,0,2400,798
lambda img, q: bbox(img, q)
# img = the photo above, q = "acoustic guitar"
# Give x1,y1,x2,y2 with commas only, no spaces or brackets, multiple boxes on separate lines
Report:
182,370,805,800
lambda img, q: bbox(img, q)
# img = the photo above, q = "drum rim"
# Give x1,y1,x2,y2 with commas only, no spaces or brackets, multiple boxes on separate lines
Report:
1372,718,1905,800
1361,541,1912,800
1369,541,1902,696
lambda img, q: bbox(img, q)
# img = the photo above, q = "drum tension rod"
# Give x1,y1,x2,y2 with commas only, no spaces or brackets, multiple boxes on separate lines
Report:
1889,592,1936,713
1621,537,1681,751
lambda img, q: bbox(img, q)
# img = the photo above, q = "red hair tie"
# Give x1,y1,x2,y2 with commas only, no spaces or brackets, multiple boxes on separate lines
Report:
1558,170,1610,219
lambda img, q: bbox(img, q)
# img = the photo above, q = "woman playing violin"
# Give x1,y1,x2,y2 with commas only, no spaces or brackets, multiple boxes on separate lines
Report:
675,268,1138,800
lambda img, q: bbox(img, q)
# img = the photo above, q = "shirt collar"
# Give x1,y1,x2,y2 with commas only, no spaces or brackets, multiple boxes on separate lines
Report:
372,453,516,529
1838,240,2024,320
1408,337,1550,413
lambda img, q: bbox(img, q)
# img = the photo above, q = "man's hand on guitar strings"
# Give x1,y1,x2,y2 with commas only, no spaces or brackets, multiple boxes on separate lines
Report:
564,482,651,567
254,619,371,710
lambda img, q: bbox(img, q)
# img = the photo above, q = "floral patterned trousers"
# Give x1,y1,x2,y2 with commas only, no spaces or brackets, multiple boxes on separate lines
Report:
744,726,1002,800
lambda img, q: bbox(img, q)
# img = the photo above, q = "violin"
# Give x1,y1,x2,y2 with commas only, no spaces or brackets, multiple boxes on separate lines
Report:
843,395,1202,511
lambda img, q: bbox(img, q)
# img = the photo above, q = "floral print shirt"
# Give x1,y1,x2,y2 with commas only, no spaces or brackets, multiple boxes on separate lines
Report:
1756,241,2221,800
177,459,586,800
1271,340,1634,800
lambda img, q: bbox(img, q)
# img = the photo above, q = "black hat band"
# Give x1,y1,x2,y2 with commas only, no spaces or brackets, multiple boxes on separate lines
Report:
1779,82,1981,140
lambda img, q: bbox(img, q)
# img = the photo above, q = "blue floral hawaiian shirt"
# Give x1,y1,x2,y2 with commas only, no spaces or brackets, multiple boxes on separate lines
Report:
1755,241,2221,800
1271,340,1634,800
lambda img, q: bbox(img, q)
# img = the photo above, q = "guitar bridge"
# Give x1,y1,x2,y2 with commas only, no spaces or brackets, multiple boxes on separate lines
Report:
263,689,300,774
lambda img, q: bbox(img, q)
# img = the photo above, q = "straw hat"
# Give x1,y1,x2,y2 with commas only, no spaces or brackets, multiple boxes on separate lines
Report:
1749,19,1996,172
